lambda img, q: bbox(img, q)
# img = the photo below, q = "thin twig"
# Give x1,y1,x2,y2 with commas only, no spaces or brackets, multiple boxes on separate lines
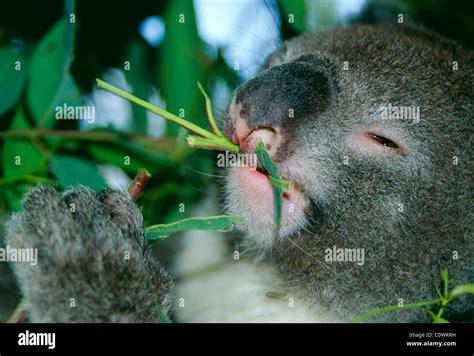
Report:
96,78,240,153
96,79,213,139
197,81,224,137
351,298,443,323
128,168,152,202
6,298,27,323
0,129,176,151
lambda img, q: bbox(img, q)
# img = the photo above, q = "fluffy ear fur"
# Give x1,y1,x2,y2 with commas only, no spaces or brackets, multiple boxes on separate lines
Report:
5,185,173,322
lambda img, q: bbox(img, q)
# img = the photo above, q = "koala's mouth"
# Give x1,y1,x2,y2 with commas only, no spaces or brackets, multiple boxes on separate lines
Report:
255,163,294,200
228,163,310,234
255,164,267,175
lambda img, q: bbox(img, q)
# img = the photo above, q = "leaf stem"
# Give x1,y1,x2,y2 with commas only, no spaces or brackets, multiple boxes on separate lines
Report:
186,135,239,153
0,129,176,151
197,81,223,137
96,79,212,139
95,78,240,153
351,298,443,323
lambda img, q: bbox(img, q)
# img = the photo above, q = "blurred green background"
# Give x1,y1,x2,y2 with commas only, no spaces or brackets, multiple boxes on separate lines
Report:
0,0,472,321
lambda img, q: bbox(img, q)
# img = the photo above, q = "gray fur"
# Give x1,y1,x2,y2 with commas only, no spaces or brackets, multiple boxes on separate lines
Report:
224,24,473,321
5,23,473,322
5,185,173,322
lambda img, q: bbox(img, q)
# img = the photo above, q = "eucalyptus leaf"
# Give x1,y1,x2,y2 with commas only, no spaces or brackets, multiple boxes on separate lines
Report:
2,108,46,210
158,0,205,137
278,0,307,33
26,5,77,127
3,109,45,178
0,46,26,115
433,317,450,323
255,140,288,231
123,39,149,134
450,284,474,297
442,268,449,296
255,140,282,179
146,215,244,242
51,154,107,191
157,305,173,324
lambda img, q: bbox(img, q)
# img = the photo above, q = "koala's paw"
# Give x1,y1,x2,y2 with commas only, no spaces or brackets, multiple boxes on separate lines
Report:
5,185,173,323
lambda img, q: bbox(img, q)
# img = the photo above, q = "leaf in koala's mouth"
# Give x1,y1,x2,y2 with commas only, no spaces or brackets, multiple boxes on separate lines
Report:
255,140,289,234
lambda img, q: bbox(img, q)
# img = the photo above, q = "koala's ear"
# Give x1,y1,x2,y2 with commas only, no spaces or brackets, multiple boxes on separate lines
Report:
260,43,288,71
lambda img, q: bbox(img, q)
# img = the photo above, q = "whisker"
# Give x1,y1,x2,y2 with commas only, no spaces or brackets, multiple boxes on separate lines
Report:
183,165,228,179
215,16,280,54
262,0,283,46
284,235,339,279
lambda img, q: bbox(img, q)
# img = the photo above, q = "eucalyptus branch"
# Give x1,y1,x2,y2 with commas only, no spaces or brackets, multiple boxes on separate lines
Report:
186,135,239,152
95,79,240,153
0,129,176,151
351,268,474,323
128,168,152,201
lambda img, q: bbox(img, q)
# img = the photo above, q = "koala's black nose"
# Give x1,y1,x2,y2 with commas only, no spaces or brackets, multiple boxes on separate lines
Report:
227,59,333,158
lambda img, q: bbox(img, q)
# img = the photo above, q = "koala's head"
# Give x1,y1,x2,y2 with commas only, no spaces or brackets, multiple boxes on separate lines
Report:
222,24,473,321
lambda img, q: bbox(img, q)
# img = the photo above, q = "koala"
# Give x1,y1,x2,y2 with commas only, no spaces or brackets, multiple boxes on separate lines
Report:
5,23,473,323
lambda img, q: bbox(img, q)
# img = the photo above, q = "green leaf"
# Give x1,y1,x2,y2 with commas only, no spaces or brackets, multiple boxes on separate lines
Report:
427,309,450,323
2,108,46,210
43,73,83,149
451,284,474,297
26,6,77,127
51,154,107,191
157,307,172,324
88,139,177,175
3,109,45,178
278,0,307,33
433,317,450,323
146,215,244,241
123,39,149,134
256,140,281,178
256,140,288,231
268,175,290,190
158,0,205,137
433,273,443,299
0,46,26,115
272,186,284,230
442,268,449,297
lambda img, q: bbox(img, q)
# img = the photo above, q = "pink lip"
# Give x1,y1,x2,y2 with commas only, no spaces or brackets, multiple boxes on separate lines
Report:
244,167,273,190
237,167,290,203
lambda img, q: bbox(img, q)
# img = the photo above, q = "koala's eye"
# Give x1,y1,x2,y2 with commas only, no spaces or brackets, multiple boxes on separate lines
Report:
367,133,399,149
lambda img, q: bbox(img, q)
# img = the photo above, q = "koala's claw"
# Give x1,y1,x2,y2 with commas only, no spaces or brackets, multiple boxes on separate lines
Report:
5,185,173,323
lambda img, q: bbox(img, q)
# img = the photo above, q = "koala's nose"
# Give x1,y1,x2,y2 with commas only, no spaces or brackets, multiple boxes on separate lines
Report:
228,99,284,159
226,58,332,159
231,114,281,157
